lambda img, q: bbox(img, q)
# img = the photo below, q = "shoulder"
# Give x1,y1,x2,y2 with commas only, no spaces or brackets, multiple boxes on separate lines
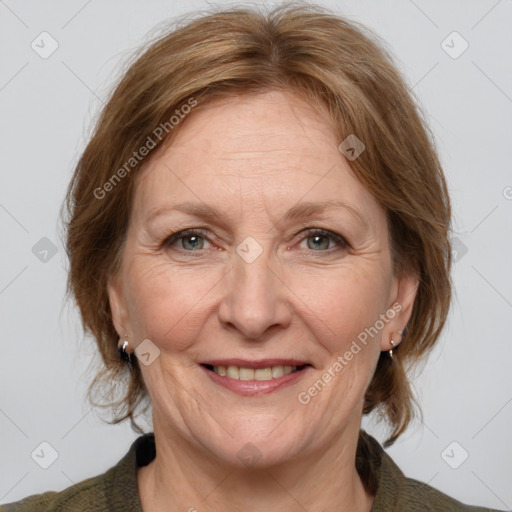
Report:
394,474,499,511
358,430,505,512
0,473,109,512
0,433,154,512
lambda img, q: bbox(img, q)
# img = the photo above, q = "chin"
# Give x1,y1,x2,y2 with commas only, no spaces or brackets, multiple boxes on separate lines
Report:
202,415,307,468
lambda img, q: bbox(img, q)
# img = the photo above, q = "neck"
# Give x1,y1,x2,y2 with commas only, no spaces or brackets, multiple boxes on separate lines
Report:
137,415,375,512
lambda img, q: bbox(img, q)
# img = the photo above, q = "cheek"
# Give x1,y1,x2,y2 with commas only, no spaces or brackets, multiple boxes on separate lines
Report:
294,269,387,416
124,258,219,351
293,264,390,356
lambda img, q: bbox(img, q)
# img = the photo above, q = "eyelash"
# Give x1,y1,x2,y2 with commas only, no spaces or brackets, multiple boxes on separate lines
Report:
162,228,349,254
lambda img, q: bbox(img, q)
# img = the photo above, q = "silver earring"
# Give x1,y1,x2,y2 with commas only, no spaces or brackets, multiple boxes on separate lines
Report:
118,332,132,363
389,338,396,359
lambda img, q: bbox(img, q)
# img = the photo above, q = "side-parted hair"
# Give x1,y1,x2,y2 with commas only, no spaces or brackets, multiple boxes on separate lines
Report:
63,2,451,447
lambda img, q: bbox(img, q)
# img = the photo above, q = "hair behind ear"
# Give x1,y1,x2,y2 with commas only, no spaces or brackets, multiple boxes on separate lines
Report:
364,349,422,447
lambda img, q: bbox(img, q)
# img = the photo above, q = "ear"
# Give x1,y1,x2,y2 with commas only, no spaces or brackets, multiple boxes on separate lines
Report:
380,271,420,351
107,273,131,339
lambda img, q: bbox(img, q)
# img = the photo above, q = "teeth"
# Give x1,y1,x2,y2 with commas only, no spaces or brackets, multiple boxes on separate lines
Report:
239,368,254,380
212,365,300,380
271,366,284,378
227,365,239,379
255,368,272,380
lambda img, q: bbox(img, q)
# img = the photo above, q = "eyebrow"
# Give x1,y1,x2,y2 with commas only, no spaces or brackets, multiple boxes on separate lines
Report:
146,199,367,229
281,200,367,228
146,202,223,224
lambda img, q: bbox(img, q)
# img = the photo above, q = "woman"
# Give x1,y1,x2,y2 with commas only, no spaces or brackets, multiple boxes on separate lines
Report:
1,3,505,511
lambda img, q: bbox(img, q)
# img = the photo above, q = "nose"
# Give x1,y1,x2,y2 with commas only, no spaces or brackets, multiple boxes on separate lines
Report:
218,244,292,340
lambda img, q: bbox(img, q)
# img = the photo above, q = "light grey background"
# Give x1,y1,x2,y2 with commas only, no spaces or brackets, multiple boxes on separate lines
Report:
1,0,511,509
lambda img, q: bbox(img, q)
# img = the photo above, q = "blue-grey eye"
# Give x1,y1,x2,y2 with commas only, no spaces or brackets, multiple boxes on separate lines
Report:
179,234,205,251
307,234,332,251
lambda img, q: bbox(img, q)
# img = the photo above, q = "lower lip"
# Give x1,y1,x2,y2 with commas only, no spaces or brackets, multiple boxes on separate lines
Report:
201,365,311,396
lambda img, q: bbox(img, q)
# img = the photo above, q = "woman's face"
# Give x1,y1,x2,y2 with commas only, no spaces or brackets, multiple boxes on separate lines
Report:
109,90,418,467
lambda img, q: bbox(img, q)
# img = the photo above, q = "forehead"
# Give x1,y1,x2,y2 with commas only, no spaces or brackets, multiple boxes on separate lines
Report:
132,90,379,222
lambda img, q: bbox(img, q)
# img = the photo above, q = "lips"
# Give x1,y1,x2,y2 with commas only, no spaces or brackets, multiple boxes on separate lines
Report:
199,357,313,396
200,360,312,395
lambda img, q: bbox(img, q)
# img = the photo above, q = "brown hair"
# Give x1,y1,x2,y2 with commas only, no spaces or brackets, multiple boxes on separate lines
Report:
63,2,451,446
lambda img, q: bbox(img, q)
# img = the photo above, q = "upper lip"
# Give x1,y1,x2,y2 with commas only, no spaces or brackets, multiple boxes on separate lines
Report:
200,358,311,369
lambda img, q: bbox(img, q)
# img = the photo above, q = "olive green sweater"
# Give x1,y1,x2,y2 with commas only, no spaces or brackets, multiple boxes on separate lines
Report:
1,430,504,511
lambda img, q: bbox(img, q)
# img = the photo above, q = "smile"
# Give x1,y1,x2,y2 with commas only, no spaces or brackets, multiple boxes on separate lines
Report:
204,364,308,380
200,362,312,396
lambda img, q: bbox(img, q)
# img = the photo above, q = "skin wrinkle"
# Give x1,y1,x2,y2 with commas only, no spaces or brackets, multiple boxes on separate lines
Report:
107,90,419,512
